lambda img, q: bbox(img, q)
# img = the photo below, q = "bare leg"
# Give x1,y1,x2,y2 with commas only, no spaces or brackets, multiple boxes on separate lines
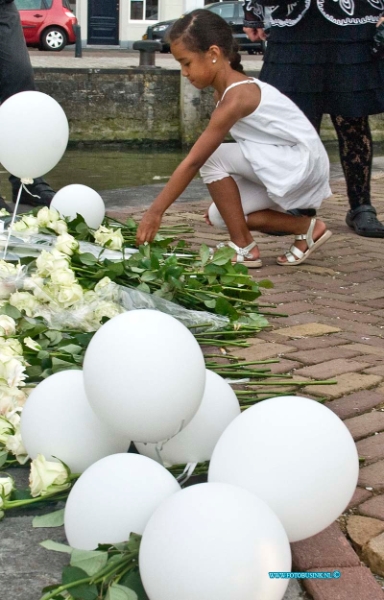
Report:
245,209,328,262
207,177,260,259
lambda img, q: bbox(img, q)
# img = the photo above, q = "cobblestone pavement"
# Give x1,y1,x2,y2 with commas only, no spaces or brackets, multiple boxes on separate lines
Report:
106,172,384,600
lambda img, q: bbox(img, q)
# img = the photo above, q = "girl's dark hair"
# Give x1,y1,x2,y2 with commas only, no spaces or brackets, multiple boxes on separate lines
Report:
167,9,244,73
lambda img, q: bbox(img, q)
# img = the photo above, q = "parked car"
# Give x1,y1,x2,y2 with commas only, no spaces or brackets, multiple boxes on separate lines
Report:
15,0,77,51
142,2,265,54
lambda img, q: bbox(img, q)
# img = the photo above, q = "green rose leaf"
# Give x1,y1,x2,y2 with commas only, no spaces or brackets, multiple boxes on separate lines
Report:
119,571,148,600
40,540,73,553
0,450,9,468
258,279,274,289
70,549,108,576
199,244,211,265
215,296,239,320
105,584,138,600
33,508,65,528
0,304,21,319
62,566,97,600
140,271,158,283
211,247,235,266
78,253,98,266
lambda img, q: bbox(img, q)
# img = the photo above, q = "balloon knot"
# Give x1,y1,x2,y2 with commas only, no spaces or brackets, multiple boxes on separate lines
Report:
21,178,34,185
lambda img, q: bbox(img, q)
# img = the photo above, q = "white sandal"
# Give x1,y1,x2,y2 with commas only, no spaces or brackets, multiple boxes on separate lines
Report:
276,218,332,266
213,240,262,268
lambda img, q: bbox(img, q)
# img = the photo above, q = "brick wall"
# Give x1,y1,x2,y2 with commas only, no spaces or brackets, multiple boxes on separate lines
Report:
33,67,384,146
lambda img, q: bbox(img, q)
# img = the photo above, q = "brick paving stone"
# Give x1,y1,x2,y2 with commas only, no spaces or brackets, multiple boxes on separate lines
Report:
270,314,322,328
285,347,361,366
347,487,373,510
325,391,384,420
314,306,383,325
358,460,384,491
359,495,384,521
346,515,384,550
235,341,297,362
262,358,302,374
291,523,360,570
364,366,384,377
313,298,375,313
362,532,384,577
344,412,384,441
281,336,349,351
295,359,371,380
303,566,384,600
301,373,383,400
273,301,313,316
338,337,384,352
357,432,384,465
312,316,384,338
274,323,341,338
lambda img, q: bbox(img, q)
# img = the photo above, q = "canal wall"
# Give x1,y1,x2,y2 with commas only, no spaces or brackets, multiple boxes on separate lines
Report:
34,67,384,146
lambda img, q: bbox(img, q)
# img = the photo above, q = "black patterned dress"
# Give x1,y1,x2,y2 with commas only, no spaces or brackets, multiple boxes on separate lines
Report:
244,0,384,120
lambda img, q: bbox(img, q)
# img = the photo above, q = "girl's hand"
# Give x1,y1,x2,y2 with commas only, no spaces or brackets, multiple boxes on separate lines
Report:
136,210,162,245
377,16,384,27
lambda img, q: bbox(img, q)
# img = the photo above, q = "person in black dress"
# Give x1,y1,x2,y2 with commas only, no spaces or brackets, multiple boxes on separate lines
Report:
243,0,384,238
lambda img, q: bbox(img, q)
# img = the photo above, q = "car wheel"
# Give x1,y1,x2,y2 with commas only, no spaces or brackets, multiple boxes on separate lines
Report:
41,27,67,51
247,49,256,55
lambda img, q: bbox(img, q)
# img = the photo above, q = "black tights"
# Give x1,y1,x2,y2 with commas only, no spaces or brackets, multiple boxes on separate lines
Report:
311,115,372,211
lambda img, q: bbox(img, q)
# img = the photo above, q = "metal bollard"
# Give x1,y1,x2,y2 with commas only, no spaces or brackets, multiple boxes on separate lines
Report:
74,24,82,58
132,40,162,67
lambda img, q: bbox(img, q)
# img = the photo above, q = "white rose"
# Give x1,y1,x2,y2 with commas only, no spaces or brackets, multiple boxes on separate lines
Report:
0,415,13,444
55,233,79,256
5,430,28,464
0,476,14,499
0,261,19,277
54,284,83,308
50,268,76,287
94,301,122,323
94,226,124,250
48,220,68,235
0,208,9,217
9,291,39,317
0,315,16,336
0,338,23,358
36,249,69,277
83,290,98,304
23,337,42,352
12,215,39,234
0,386,26,416
94,277,112,291
36,207,60,227
1,358,27,388
29,454,70,497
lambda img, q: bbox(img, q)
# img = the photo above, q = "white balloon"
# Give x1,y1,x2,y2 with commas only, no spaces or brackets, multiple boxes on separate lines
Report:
83,310,206,443
50,184,105,229
136,370,240,466
64,453,180,550
0,91,68,179
20,370,130,473
209,396,359,542
139,482,291,600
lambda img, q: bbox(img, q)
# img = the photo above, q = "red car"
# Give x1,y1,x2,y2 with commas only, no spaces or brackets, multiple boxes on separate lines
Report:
15,0,77,51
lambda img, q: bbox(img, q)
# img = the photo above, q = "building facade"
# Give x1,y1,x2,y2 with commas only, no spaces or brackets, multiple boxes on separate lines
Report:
76,0,206,48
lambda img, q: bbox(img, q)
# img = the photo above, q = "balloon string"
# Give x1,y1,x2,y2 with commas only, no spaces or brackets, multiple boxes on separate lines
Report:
2,183,22,260
176,463,197,485
20,179,40,201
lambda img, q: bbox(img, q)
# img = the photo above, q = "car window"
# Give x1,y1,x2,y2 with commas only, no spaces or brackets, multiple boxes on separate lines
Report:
208,3,235,19
14,0,46,9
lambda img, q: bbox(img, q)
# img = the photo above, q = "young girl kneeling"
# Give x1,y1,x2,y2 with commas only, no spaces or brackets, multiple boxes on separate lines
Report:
136,9,332,268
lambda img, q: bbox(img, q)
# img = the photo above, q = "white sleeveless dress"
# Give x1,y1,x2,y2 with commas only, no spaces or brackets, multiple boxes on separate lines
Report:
201,78,331,212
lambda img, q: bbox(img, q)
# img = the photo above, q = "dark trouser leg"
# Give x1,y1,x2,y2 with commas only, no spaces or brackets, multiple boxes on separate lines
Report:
331,114,384,237
0,2,35,103
0,3,55,207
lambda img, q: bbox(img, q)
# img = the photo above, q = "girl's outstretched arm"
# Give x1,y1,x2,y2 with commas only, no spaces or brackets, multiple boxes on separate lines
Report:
136,87,259,245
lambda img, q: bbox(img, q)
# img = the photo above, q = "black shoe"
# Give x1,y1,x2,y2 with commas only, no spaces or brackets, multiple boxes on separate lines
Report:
10,175,55,208
0,195,12,213
346,205,384,238
265,208,317,236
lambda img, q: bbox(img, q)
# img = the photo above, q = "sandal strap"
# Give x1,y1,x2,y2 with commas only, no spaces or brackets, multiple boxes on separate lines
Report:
228,240,257,259
294,217,316,248
285,244,305,262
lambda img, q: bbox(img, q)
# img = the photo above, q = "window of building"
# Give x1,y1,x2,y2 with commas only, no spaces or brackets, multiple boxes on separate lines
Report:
130,0,158,20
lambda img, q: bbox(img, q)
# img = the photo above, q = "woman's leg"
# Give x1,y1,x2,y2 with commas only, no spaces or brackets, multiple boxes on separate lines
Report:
331,115,384,237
